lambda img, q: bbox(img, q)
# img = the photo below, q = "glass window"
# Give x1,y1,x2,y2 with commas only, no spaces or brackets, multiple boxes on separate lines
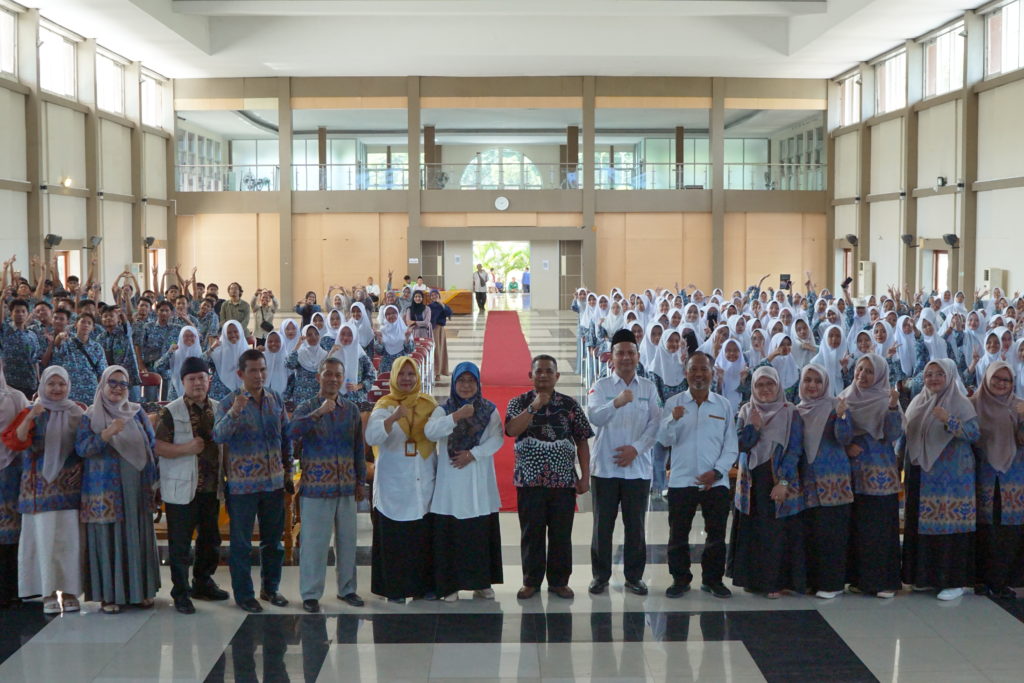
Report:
39,25,76,98
96,52,125,114
986,1,1024,76
837,74,861,127
459,148,542,190
141,74,165,128
923,24,965,98
0,8,15,76
875,51,907,114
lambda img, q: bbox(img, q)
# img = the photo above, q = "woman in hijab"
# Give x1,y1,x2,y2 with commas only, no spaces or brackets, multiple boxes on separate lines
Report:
348,302,375,357
51,313,108,404
374,305,415,374
262,331,292,397
902,358,980,600
293,291,321,328
330,323,377,406
366,357,439,602
795,364,854,599
715,338,749,416
425,362,503,602
969,329,1005,391
404,290,433,342
648,328,689,498
75,366,159,613
154,325,203,401
790,319,818,369
810,325,847,395
320,309,346,349
279,318,302,355
728,366,806,598
746,328,767,367
971,361,1024,598
0,360,28,607
204,320,251,401
1,366,84,614
639,322,663,369
839,354,903,598
762,333,799,402
286,324,329,404
427,290,453,382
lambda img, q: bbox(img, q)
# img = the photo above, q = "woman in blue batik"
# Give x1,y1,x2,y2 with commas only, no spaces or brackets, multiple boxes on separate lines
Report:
50,313,107,404
286,324,328,405
0,360,29,607
373,305,414,374
332,323,376,407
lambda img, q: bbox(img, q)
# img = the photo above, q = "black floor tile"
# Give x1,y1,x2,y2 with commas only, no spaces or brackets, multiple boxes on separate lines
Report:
0,602,52,666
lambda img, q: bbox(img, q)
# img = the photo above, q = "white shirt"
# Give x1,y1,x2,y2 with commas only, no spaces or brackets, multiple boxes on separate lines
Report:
412,283,429,292
365,406,437,521
657,390,738,489
425,406,503,519
366,284,381,297
587,372,662,479
473,270,489,293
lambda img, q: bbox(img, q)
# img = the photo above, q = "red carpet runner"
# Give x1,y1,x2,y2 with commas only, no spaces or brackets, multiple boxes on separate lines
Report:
480,311,534,511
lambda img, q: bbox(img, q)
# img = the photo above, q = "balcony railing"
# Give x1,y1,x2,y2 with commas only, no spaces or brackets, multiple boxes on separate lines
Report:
176,164,280,192
723,163,826,190
421,163,580,190
593,163,712,190
293,164,409,190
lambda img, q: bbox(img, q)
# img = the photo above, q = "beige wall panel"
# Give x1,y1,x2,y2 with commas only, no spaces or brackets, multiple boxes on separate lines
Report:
834,203,857,241
44,103,86,187
595,213,626,293
834,132,859,199
143,133,168,200
742,213,808,288
321,214,381,287
463,212,539,227
100,119,133,196
145,204,168,241
0,190,29,267
978,79,1024,181
800,214,828,286
536,213,585,227
624,213,683,292
868,201,901,293
292,213,325,302
176,216,196,269
917,100,959,187
48,194,86,240
101,200,133,289
870,117,904,195
916,194,957,240
0,89,27,181
192,214,260,293
682,213,713,292
976,188,1024,293
724,213,747,294
422,213,468,228
257,214,281,294
379,213,409,286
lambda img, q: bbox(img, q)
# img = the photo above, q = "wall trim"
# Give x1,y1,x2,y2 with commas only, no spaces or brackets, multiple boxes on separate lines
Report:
912,185,960,198
974,67,1024,94
972,176,1024,192
832,197,858,206
0,77,30,95
143,197,173,208
866,192,903,202
913,90,962,112
99,192,135,203
0,178,31,192
40,92,89,114
140,124,172,139
43,185,89,198
97,110,136,128
864,109,904,127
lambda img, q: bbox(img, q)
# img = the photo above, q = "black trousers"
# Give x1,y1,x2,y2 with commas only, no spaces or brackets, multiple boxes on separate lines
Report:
165,491,222,600
517,486,576,588
0,543,17,602
474,291,487,311
591,476,650,584
667,486,730,585
978,480,1024,590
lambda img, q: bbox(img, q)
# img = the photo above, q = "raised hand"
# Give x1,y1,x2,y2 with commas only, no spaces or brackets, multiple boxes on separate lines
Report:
846,443,863,458
229,393,249,417
889,387,900,409
749,407,764,429
28,402,46,419
613,389,634,408
316,397,337,417
672,405,685,421
452,403,475,421
932,406,950,423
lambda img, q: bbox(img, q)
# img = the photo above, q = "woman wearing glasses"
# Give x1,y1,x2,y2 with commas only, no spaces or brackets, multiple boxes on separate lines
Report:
75,366,160,613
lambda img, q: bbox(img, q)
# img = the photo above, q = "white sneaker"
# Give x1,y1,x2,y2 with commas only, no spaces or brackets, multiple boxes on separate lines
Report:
876,591,896,599
442,591,459,602
474,588,495,600
937,587,964,601
815,590,841,599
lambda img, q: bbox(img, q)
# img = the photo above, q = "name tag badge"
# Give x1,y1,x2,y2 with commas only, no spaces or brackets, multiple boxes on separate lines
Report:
404,440,418,457
709,414,726,421
638,396,650,402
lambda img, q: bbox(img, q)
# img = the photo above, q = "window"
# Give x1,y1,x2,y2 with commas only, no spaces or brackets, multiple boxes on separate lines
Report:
986,1,1024,76
459,148,543,190
0,7,15,76
96,52,125,114
837,74,861,126
923,24,965,98
38,25,77,98
874,51,907,114
141,73,165,128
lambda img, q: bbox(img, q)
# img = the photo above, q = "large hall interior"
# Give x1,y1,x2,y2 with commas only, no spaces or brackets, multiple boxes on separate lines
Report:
3,0,1024,681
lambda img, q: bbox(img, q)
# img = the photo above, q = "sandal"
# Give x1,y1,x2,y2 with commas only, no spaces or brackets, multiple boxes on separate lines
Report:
62,596,80,612
101,603,121,614
43,599,61,614
137,598,155,609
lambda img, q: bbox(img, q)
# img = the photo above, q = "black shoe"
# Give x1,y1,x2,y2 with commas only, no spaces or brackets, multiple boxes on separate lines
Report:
174,597,196,614
665,582,691,599
192,581,229,601
238,598,263,613
302,599,321,613
701,582,733,599
987,586,1017,600
588,579,609,595
338,593,365,607
260,590,289,607
624,580,649,596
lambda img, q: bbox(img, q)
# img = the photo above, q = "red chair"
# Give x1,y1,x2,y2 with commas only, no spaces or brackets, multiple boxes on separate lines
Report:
367,388,386,403
372,355,381,370
377,372,390,382
139,371,162,398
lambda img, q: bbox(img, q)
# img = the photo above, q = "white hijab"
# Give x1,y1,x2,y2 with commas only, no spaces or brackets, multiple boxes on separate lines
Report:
211,321,250,392
263,331,291,395
769,332,799,389
297,324,328,373
325,308,345,341
380,305,408,355
918,308,948,361
335,323,366,388
789,320,817,369
810,324,845,396
170,325,203,398
715,338,746,414
278,318,302,354
649,329,686,387
349,302,374,347
640,321,663,368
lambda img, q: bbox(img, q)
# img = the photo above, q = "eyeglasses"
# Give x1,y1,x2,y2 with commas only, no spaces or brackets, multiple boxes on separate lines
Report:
106,378,130,390
990,376,1013,385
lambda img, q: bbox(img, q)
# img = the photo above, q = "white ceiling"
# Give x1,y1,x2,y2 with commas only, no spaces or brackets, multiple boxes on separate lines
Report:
29,0,973,80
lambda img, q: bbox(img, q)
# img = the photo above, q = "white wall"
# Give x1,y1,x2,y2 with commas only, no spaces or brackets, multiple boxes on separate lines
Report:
868,200,900,289
978,78,1024,181
0,89,27,181
0,190,29,266
917,100,960,187
101,200,133,290
44,103,86,187
916,193,957,240
869,117,903,194
100,119,133,195
143,133,168,199
145,203,167,241
46,194,86,240
442,240,473,290
977,187,1024,293
834,131,859,198
529,240,559,310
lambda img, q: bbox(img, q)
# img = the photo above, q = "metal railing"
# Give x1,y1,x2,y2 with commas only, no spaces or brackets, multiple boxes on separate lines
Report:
723,163,826,190
293,163,409,191
592,162,712,190
175,164,280,192
421,162,580,190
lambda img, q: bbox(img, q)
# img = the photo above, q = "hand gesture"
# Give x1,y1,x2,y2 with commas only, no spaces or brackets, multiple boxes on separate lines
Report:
846,443,863,458
749,407,764,429
614,389,634,408
392,405,409,421
715,366,725,383
840,353,850,370
169,344,179,353
186,436,205,455
973,348,981,362
672,405,686,421
531,391,552,411
230,393,249,417
889,387,900,409
932,406,950,423
696,470,718,491
452,403,475,421
770,483,789,503
374,330,383,342
887,344,898,358
1015,402,1024,419
354,482,366,503
575,477,590,495
836,397,848,418
316,397,337,417
613,444,638,467
345,382,359,392
28,402,46,419
103,418,126,442
208,338,221,351
450,450,475,469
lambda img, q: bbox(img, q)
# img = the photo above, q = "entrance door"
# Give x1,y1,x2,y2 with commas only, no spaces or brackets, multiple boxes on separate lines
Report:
421,240,445,290
559,240,582,310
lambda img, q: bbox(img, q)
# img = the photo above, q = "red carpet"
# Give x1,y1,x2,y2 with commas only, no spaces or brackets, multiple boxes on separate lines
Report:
480,312,533,511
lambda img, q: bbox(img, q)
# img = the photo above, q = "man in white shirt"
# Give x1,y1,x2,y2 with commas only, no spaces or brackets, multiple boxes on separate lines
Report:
472,264,489,312
366,276,381,303
587,328,662,596
657,351,737,599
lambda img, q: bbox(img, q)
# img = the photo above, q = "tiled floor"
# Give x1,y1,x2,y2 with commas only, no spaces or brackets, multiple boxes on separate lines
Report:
2,304,1024,682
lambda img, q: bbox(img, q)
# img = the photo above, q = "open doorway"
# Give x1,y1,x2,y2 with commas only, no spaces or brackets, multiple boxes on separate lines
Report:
473,240,531,310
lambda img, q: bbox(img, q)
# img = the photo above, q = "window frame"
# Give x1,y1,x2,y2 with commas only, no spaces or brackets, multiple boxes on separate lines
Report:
984,0,1024,77
0,5,17,78
95,48,127,115
873,49,907,115
38,22,79,99
836,72,861,127
921,22,965,99
140,70,167,129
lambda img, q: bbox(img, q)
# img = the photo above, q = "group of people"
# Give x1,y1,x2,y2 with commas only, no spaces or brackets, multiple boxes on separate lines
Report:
572,276,1024,601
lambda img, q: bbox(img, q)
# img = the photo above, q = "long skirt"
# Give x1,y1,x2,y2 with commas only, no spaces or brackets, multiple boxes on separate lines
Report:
726,461,806,594
19,509,82,597
432,325,450,377
847,493,901,593
977,480,1024,590
432,512,503,595
803,503,851,593
371,510,434,599
901,464,975,590
84,464,161,604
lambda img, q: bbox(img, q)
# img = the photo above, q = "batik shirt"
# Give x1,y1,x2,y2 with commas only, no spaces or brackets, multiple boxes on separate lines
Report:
139,321,182,372
95,322,141,386
287,395,365,498
911,416,980,535
213,388,291,495
197,311,220,349
736,411,804,518
51,336,108,404
848,409,904,496
76,410,158,524
1,410,83,514
0,323,41,392
800,413,855,508
506,390,594,488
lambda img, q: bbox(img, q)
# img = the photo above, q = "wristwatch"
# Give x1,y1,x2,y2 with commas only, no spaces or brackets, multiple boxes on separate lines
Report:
526,405,538,415
777,479,790,487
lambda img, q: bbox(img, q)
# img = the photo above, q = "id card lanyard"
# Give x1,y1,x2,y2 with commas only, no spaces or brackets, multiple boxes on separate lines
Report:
403,406,418,457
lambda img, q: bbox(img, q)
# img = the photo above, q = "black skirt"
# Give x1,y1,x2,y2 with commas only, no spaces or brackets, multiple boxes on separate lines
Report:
901,464,975,590
847,493,901,593
977,480,1024,590
803,503,851,593
432,512,503,595
727,461,806,594
371,510,434,599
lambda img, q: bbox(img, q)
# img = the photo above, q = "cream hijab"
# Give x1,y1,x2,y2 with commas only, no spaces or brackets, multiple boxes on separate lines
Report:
837,353,892,441
796,364,836,464
36,366,84,483
737,366,794,469
905,358,977,472
85,366,152,472
971,361,1024,473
